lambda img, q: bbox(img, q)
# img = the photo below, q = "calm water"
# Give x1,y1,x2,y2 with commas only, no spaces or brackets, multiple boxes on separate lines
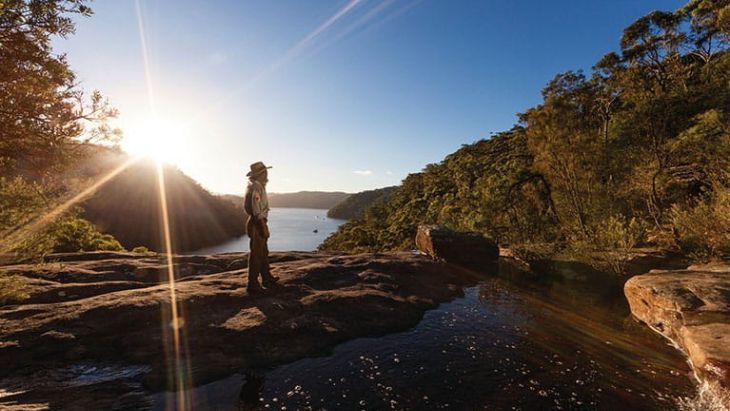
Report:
155,262,697,410
192,208,346,253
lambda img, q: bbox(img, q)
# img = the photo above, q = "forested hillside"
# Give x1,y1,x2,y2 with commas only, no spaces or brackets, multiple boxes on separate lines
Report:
322,1,730,264
327,186,398,220
78,148,245,252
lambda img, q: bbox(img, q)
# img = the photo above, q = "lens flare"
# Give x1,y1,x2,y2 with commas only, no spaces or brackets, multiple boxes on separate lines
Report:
122,118,188,164
0,156,140,254
135,0,193,406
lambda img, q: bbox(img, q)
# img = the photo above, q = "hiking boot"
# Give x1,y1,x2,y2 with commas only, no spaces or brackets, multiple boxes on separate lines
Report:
247,282,263,294
262,275,280,288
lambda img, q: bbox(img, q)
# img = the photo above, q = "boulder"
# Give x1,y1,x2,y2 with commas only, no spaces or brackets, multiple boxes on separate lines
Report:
624,262,730,390
415,225,499,270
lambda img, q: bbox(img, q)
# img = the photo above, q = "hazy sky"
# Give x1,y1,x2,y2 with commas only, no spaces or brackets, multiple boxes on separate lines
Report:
56,0,685,194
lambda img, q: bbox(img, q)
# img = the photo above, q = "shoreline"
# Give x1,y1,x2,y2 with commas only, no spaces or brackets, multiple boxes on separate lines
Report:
624,262,730,407
1,249,726,408
0,251,478,408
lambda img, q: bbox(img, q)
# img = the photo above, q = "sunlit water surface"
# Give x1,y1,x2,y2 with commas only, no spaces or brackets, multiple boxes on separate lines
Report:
154,263,697,410
191,208,345,253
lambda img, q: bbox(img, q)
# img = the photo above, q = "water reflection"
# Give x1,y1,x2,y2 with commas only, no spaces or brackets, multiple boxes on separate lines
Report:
238,372,265,410
156,262,696,410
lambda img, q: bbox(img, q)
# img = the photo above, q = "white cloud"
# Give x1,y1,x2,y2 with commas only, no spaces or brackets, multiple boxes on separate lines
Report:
353,170,373,176
385,170,393,175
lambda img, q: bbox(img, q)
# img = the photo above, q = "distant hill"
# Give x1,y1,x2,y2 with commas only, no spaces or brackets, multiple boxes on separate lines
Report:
221,191,351,210
327,186,399,220
269,191,350,209
76,147,245,252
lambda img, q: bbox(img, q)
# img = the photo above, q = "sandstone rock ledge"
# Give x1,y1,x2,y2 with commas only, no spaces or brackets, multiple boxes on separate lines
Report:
624,262,730,391
0,251,477,407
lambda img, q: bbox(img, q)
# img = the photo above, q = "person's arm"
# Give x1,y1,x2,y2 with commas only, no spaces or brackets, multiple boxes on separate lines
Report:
251,183,265,221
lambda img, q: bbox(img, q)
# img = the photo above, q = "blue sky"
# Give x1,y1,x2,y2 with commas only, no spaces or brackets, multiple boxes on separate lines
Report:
57,0,686,194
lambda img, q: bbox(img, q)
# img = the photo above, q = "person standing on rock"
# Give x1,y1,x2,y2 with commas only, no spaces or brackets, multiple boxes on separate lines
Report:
244,161,279,293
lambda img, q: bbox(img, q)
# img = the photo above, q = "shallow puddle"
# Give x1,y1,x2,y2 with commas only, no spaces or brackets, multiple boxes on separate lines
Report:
154,265,697,410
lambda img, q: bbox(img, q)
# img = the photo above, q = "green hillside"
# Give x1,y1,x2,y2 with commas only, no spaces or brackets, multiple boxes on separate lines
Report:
321,2,730,264
327,186,398,220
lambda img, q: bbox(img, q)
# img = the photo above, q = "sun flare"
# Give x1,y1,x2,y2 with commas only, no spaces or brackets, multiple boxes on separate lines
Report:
122,118,188,164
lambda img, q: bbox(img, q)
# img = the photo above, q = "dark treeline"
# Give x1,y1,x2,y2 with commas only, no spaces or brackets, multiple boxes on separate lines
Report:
322,1,730,268
78,147,245,253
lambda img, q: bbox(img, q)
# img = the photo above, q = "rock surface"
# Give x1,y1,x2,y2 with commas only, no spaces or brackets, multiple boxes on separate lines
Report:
415,225,499,270
624,262,730,391
0,251,477,408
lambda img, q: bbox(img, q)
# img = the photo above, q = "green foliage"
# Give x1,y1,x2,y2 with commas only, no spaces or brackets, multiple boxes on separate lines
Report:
321,130,560,253
323,1,730,267
0,177,50,232
671,186,730,259
51,217,124,253
11,214,124,260
327,186,398,220
566,216,646,275
1,0,119,178
1,176,124,261
132,246,151,254
0,2,128,258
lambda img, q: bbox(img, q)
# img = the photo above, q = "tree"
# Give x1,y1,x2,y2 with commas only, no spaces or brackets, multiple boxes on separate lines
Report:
0,1,125,259
0,0,119,178
324,0,730,262
679,0,730,62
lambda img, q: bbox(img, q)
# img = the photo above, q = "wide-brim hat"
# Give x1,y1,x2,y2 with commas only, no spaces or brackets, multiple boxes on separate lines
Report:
246,161,272,177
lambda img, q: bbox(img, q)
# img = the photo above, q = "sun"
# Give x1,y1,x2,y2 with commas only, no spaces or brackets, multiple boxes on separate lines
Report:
122,118,188,164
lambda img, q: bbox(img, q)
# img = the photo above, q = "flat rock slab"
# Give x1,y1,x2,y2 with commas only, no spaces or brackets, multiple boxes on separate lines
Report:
624,262,730,389
0,251,476,404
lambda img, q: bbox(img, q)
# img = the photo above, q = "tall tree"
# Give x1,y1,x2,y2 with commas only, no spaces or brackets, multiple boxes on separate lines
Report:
0,0,119,178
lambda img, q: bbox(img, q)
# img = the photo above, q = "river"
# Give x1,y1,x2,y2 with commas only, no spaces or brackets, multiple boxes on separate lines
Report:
192,208,346,254
153,261,698,410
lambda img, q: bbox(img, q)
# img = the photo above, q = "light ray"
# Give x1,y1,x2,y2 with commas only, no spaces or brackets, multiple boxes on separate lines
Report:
371,0,423,28
183,0,363,126
135,0,157,116
0,156,140,254
281,0,363,64
134,1,192,407
156,163,191,410
309,0,396,56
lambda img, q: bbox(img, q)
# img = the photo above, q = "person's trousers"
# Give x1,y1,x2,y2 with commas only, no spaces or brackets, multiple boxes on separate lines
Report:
247,217,271,286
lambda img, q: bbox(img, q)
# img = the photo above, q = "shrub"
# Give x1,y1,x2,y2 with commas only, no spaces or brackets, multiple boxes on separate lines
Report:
509,242,561,262
52,217,124,253
1,177,124,261
132,246,151,254
671,187,730,260
568,215,646,275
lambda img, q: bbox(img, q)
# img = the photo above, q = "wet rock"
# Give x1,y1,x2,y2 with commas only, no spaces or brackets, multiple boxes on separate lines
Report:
415,225,498,270
0,250,476,408
624,262,730,391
